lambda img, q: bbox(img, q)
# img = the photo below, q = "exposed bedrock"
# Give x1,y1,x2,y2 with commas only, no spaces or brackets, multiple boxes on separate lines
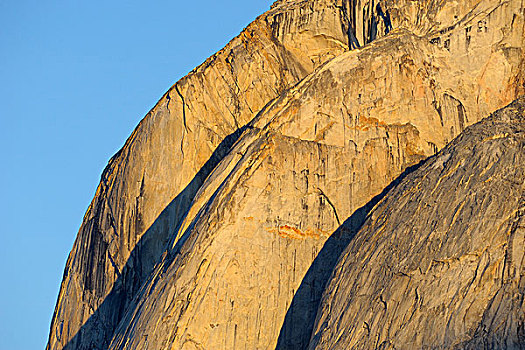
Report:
47,1,352,348
310,97,525,350
109,4,524,348
47,0,525,349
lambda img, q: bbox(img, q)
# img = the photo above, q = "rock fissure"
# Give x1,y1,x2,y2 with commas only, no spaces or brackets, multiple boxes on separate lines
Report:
174,83,188,158
317,187,342,226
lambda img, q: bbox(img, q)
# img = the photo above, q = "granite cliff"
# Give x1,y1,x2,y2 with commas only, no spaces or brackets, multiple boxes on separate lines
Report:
310,97,525,349
48,0,525,349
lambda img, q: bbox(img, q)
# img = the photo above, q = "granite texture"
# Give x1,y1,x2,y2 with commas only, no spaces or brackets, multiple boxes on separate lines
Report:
310,97,525,350
47,1,525,349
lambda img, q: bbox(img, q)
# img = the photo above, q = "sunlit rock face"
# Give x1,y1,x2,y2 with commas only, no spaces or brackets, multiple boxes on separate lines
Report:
47,0,525,349
310,97,525,350
46,2,352,349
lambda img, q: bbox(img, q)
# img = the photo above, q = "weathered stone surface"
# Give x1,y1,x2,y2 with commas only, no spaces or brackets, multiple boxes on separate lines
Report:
105,2,524,349
48,0,525,349
47,2,353,349
310,97,525,349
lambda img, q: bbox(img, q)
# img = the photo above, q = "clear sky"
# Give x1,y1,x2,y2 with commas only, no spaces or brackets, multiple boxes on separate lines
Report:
0,1,273,348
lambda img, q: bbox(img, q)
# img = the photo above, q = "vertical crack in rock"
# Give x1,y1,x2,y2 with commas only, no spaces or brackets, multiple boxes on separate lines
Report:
165,91,171,114
317,188,341,226
174,83,188,158
341,0,396,50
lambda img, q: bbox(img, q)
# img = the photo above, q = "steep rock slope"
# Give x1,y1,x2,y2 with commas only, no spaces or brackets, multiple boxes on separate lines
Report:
48,0,525,349
106,2,525,349
47,1,354,349
310,97,525,349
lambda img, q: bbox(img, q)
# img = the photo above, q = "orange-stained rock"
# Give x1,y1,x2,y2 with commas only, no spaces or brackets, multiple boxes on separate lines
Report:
47,2,353,349
47,0,525,349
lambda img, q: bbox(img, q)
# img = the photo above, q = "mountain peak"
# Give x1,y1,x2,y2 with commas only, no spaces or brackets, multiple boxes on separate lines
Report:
48,1,525,349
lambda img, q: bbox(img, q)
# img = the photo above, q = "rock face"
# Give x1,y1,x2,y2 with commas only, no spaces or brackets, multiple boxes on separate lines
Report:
310,97,525,350
47,0,525,349
47,2,352,349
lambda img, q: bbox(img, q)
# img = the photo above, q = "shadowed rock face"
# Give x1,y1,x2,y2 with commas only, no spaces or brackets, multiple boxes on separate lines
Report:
48,0,525,349
310,97,525,350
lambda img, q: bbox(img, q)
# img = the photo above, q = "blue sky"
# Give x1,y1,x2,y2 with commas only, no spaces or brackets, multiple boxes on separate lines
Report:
0,1,273,348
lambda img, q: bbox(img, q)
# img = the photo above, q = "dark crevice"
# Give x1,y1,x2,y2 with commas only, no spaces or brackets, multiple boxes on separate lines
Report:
165,92,171,114
174,84,189,158
457,102,467,132
376,4,392,34
348,25,362,49
342,1,395,51
317,188,341,226
107,251,122,278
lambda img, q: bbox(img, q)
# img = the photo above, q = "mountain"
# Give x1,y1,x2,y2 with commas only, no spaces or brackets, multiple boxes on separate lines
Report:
310,97,525,349
47,0,525,349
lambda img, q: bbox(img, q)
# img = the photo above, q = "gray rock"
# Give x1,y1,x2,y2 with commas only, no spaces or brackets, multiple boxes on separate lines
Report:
310,97,525,349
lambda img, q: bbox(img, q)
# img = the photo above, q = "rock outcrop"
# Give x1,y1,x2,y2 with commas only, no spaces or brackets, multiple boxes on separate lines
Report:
47,2,352,349
310,97,525,349
47,0,525,349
